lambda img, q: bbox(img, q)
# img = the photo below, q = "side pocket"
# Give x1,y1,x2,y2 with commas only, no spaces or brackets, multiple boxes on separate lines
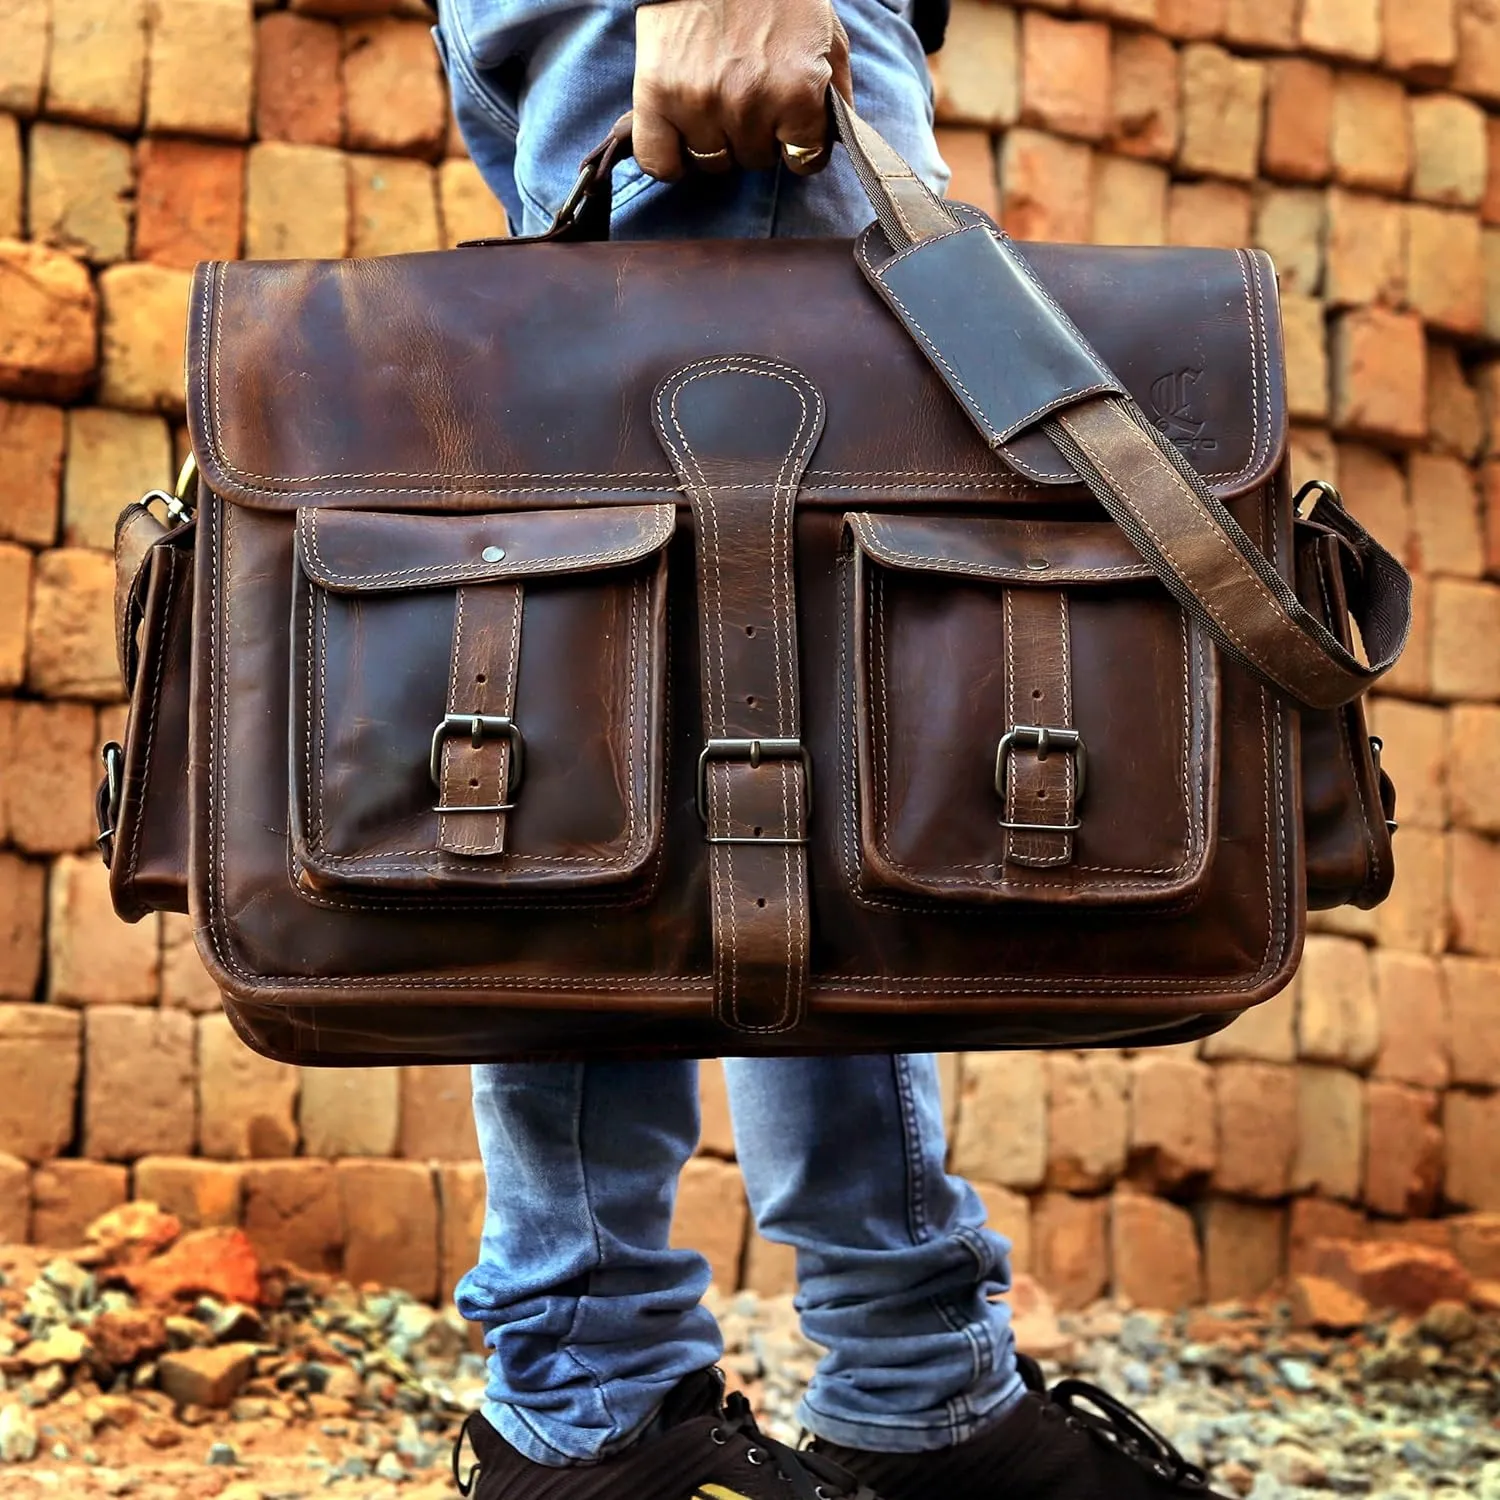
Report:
100,516,196,921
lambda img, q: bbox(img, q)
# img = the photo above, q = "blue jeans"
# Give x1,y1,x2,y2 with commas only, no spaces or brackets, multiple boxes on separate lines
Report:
437,0,1021,1467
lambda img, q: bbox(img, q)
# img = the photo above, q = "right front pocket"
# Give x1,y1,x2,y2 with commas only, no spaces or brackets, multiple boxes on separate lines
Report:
847,512,1220,908
290,503,675,901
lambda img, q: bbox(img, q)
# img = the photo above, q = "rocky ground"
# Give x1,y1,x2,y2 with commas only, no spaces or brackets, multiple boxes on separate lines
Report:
0,1205,1495,1499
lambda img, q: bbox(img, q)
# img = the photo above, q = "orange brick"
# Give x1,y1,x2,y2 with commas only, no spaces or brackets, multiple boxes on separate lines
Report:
1000,129,1093,242
1287,1196,1368,1272
0,240,98,401
1443,955,1500,1087
1368,697,1446,829
1127,1054,1216,1189
1330,307,1427,445
1375,826,1448,953
145,0,254,141
299,1067,400,1158
1282,293,1329,422
26,546,118,699
952,1053,1046,1188
1427,343,1484,461
241,1160,343,1272
1108,30,1178,161
696,1058,734,1159
1456,0,1500,103
1411,95,1487,209
1179,44,1265,182
31,1160,127,1247
742,1233,797,1297
1110,1190,1202,1309
1092,155,1167,245
245,142,349,260
1331,71,1411,195
1302,0,1382,61
1167,180,1252,249
1385,0,1458,76
1263,58,1334,183
255,12,343,147
1484,227,1500,341
437,159,509,247
1289,425,1340,495
1045,1052,1127,1192
1409,451,1484,578
134,139,245,269
936,128,999,220
1450,830,1500,955
1486,118,1500,224
1156,0,1224,41
1223,0,1297,49
1336,443,1412,565
1201,985,1297,1063
133,1157,244,1231
671,1157,747,1291
1432,578,1500,699
48,854,160,1006
84,1007,196,1161
339,1159,438,1299
4,701,100,854
198,1013,300,1160
44,0,148,131
1214,1062,1298,1200
0,851,45,1002
1021,12,1111,142
343,18,446,158
349,155,441,256
1450,704,1500,833
0,1004,80,1161
1296,934,1378,1069
0,399,62,547
160,912,222,1014
399,1066,480,1160
1203,1198,1286,1302
99,263,193,414
1363,1081,1442,1216
0,541,28,690
1450,1212,1500,1278
0,0,47,114
929,1,1020,129
1325,190,1406,309
1032,1192,1108,1310
0,1155,29,1243
438,1160,485,1303
1443,1088,1500,1211
64,406,172,551
1293,1065,1364,1202
1254,187,1324,295
973,1180,1033,1275
1407,205,1484,335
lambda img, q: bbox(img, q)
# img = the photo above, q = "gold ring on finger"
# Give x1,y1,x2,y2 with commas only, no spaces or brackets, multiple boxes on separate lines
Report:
782,142,826,164
686,145,732,165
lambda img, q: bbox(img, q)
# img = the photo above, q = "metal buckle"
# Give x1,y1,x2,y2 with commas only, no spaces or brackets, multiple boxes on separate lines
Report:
139,453,199,527
429,714,525,812
696,737,811,843
96,741,124,856
994,724,1086,833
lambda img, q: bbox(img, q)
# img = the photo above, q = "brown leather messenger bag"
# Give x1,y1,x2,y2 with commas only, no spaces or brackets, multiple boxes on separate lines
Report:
98,99,1412,1065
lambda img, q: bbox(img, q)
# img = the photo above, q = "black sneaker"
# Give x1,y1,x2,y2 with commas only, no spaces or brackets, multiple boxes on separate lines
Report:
811,1355,1230,1499
452,1367,885,1500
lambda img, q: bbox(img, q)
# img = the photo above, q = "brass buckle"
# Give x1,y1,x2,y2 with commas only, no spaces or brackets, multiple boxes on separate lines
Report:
994,724,1086,833
430,714,525,812
140,453,199,527
696,737,811,843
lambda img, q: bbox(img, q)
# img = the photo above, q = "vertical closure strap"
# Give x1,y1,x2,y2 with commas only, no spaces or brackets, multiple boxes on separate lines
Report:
437,583,524,857
1001,589,1078,868
652,357,825,1035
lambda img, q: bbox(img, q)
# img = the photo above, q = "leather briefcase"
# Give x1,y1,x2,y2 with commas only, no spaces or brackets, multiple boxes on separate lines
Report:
97,101,1409,1065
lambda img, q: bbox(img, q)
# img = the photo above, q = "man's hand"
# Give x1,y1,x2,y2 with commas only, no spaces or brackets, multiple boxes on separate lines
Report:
634,0,853,181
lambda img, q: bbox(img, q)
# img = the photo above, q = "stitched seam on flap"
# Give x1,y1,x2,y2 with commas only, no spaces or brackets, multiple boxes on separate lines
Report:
121,544,178,888
850,515,1156,581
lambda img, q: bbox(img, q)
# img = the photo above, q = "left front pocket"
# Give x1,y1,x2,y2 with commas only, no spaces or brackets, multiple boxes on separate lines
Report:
290,504,675,900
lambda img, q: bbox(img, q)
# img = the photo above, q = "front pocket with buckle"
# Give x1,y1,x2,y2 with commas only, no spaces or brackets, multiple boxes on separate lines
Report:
846,511,1220,907
289,503,675,899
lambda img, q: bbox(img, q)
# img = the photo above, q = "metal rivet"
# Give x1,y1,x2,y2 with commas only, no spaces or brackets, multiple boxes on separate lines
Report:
481,545,505,563
1025,557,1049,571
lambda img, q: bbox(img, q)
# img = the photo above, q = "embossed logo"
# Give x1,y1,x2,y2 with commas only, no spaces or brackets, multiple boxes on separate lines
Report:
1150,368,1218,453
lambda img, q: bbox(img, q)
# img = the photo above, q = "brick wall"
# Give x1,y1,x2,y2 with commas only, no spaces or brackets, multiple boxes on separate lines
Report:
0,0,1498,1311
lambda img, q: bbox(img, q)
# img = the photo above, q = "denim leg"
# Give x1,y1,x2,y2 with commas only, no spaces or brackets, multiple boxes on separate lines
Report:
455,1061,723,1465
724,1055,1023,1452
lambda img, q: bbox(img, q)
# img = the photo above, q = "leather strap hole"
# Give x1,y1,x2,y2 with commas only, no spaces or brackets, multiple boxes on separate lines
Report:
744,625,756,638
476,673,487,685
756,897,766,908
1031,688,1043,700
746,694,757,707
753,826,763,837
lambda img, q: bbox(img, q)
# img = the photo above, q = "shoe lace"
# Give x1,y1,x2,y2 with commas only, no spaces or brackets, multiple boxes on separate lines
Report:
715,1391,882,1500
1020,1354,1210,1492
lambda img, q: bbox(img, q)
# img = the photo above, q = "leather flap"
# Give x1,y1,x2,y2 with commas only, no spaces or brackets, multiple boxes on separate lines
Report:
848,513,1158,585
296,503,676,592
187,240,1285,511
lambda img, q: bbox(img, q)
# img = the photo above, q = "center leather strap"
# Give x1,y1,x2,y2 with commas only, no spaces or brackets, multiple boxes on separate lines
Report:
652,357,825,1034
